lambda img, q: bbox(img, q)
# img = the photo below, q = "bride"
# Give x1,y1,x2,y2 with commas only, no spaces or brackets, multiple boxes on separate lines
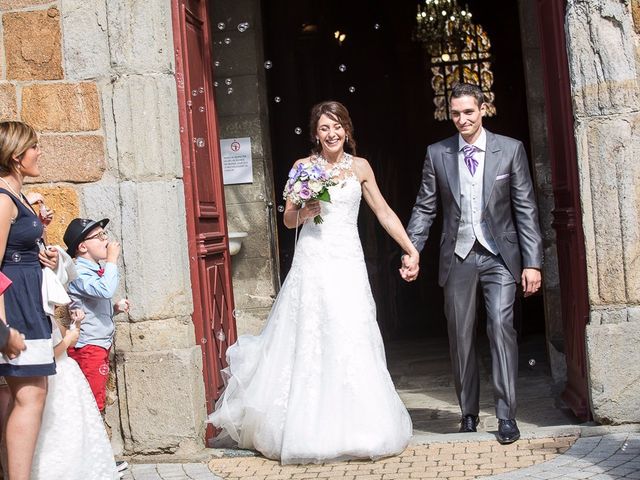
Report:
208,100,420,464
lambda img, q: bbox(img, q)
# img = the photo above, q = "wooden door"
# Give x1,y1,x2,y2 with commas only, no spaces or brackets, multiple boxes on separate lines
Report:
536,0,591,420
171,0,238,443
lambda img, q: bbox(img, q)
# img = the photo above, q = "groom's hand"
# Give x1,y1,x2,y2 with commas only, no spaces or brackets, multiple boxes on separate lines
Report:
521,268,542,297
400,253,420,282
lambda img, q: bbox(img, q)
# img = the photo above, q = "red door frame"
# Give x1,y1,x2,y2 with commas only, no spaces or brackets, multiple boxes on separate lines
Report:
171,0,238,444
536,0,591,420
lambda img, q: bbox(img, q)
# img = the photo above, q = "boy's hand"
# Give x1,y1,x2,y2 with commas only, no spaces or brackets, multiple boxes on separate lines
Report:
106,241,121,264
2,328,26,359
114,298,130,314
69,308,85,322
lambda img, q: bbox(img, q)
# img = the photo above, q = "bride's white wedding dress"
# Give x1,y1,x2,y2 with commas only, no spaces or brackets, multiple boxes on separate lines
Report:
209,155,412,464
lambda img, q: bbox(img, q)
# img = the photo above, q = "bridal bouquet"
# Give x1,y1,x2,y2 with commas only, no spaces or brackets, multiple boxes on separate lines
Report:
283,162,336,224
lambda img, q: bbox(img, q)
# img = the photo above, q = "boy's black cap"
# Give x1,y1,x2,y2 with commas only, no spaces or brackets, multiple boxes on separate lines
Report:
63,218,109,257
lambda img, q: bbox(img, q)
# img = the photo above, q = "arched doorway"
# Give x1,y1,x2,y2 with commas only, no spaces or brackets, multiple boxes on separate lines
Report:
262,0,588,431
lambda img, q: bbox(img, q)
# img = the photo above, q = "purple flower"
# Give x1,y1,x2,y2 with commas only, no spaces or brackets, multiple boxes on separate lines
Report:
299,186,311,200
288,167,297,179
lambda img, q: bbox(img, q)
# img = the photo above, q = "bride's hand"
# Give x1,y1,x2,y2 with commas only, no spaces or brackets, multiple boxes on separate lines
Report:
399,252,420,282
300,200,321,222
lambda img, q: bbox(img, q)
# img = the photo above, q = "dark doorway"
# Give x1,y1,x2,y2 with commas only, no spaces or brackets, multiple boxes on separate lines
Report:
262,0,545,343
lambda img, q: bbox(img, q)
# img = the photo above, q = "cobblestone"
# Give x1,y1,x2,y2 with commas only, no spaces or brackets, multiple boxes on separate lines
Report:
119,432,640,480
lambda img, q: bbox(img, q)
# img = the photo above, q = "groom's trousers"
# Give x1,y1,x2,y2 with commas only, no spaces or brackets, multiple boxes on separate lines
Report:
443,243,518,420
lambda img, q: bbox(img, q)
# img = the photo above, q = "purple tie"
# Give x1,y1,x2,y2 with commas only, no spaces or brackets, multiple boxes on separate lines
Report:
463,144,478,176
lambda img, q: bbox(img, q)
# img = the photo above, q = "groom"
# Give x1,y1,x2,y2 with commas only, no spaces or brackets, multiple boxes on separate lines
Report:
402,83,542,444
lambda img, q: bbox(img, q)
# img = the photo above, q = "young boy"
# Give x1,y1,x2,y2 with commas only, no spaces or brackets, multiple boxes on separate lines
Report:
62,218,130,413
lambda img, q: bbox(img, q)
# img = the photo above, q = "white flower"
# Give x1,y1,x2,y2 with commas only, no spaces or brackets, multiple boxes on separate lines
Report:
293,182,302,193
309,180,322,193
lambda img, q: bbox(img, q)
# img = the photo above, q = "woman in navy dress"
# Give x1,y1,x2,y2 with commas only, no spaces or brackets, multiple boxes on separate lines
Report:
0,121,57,480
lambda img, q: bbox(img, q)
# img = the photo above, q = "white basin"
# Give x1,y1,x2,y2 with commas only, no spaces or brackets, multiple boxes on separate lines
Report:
228,231,248,256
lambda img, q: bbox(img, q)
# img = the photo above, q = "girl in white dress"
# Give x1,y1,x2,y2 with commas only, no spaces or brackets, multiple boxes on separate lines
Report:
31,314,119,480
209,101,420,464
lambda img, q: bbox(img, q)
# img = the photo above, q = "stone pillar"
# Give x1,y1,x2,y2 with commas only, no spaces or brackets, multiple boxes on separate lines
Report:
56,0,206,454
565,0,640,424
518,0,566,385
210,0,279,335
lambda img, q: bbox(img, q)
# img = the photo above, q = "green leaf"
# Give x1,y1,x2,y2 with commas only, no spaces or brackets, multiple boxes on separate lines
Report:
316,189,331,203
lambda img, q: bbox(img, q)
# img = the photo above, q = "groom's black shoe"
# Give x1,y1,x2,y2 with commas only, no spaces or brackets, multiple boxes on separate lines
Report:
459,414,479,433
497,419,520,444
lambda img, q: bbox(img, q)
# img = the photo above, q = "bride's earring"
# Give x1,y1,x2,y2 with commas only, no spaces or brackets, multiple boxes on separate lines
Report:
346,136,349,144
315,138,320,146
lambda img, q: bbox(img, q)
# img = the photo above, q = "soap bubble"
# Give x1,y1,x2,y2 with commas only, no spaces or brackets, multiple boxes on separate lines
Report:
277,205,285,213
264,60,273,69
528,358,536,368
348,86,356,93
294,127,302,135
217,22,225,30
338,64,347,73
237,22,249,33
225,78,232,85
227,87,234,94
274,96,281,103
224,37,231,45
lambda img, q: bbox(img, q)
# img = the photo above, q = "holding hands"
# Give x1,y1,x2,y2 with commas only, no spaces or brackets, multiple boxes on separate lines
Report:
400,253,420,282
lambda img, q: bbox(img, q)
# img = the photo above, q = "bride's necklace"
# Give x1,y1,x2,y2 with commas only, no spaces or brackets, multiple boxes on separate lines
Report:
315,152,352,178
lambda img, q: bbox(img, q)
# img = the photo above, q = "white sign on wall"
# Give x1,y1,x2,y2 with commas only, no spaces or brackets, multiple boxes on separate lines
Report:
220,137,253,185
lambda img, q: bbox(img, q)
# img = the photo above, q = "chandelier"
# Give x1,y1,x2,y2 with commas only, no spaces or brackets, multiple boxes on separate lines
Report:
413,0,473,58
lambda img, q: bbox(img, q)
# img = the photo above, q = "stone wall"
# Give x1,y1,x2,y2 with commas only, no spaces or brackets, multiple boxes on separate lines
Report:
565,0,640,423
0,0,206,454
210,0,279,335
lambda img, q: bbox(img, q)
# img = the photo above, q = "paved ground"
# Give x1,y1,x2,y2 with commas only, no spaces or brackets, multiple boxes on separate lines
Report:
121,432,640,479
120,336,638,479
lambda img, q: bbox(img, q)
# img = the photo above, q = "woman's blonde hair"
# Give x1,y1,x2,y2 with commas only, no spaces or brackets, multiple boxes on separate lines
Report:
0,121,38,175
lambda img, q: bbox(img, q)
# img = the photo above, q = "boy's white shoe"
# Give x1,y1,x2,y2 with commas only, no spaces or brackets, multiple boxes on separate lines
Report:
116,461,129,472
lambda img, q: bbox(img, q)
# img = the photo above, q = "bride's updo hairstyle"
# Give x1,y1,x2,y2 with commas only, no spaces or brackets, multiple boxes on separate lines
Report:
309,101,357,156
0,121,38,175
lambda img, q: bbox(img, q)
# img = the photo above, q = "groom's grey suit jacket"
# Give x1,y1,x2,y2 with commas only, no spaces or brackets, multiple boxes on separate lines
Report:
407,130,543,286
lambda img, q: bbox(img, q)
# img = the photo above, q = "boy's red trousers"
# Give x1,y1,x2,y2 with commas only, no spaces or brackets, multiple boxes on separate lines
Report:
67,345,110,411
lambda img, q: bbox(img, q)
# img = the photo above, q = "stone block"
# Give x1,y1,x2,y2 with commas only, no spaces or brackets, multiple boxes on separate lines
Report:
212,31,258,78
565,1,640,117
586,321,640,424
119,347,206,454
120,180,193,321
574,119,629,304
0,82,17,120
110,74,182,179
210,0,257,33
106,0,174,74
21,82,101,132
23,185,79,246
234,306,270,336
115,317,196,352
230,256,276,309
223,159,267,206
213,75,260,117
25,134,106,183
632,0,640,34
224,201,271,259
60,0,110,80
3,7,63,80
0,0,51,10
